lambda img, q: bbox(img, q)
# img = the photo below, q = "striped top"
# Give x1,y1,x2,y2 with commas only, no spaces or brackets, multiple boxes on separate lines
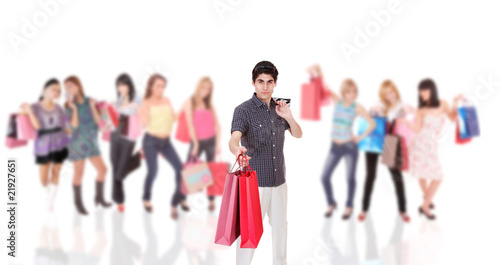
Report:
331,100,357,141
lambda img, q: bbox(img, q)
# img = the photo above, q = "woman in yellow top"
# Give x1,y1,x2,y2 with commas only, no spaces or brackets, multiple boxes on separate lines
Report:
140,73,189,219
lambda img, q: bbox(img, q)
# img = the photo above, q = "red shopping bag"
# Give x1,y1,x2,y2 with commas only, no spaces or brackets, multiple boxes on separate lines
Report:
314,76,331,107
175,111,190,143
239,160,263,248
300,81,321,121
207,161,229,196
455,121,471,145
214,157,242,246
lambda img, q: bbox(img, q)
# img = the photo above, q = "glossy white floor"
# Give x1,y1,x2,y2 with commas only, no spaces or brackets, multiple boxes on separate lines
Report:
5,113,499,265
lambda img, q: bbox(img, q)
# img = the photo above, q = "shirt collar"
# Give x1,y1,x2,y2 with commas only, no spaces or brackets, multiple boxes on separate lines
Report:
251,92,274,109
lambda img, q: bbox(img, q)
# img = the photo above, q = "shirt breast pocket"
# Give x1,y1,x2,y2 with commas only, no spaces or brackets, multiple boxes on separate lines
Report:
276,117,288,133
250,121,270,147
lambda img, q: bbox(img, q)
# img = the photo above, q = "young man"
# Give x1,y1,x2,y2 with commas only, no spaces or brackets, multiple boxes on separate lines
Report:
229,61,303,265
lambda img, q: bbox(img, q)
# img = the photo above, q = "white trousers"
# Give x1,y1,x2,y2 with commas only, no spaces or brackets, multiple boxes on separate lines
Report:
236,182,288,265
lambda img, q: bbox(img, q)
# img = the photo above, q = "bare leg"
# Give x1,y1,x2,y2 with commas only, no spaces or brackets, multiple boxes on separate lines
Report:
39,164,50,187
88,155,108,182
422,180,442,214
50,163,63,185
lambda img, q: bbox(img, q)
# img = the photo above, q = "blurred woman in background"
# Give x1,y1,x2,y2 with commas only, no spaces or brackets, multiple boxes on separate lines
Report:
109,73,142,213
22,78,70,212
358,80,414,223
140,73,188,219
310,64,375,220
404,79,462,220
182,76,221,212
64,76,111,215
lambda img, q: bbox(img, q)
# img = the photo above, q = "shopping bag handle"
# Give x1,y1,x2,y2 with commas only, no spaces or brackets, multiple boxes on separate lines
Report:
230,154,243,173
240,155,253,174
188,154,200,164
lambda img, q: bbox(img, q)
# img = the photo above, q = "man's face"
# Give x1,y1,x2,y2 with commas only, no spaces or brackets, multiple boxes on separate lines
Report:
252,73,276,102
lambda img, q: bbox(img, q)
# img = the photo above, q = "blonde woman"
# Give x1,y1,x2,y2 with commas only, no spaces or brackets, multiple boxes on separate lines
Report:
310,65,376,220
140,74,189,219
182,77,222,212
358,80,414,223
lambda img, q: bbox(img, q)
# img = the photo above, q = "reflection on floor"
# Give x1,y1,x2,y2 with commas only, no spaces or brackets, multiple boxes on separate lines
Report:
33,209,442,265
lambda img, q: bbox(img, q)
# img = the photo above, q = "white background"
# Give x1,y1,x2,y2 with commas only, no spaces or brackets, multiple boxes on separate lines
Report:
1,0,500,264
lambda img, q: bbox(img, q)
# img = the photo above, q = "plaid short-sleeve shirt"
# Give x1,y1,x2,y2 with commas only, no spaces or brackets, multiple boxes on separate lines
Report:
231,93,291,187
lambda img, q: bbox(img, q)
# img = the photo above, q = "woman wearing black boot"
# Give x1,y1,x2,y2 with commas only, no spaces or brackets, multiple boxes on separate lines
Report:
109,73,142,213
64,76,112,215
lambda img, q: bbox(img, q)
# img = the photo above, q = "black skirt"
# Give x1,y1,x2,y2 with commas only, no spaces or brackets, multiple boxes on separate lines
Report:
36,148,69,164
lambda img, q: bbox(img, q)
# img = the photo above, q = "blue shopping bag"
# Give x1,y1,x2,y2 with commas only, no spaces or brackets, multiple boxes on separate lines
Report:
457,105,480,139
457,108,470,140
357,116,386,153
465,107,480,137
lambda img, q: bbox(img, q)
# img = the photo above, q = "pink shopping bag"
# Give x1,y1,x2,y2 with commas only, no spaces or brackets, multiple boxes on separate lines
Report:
214,156,242,246
126,113,142,140
5,137,27,149
16,114,37,140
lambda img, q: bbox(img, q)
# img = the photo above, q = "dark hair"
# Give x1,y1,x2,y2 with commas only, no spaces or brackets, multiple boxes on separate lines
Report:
116,73,136,101
252,61,278,83
418,78,440,108
39,78,60,101
144,73,167,99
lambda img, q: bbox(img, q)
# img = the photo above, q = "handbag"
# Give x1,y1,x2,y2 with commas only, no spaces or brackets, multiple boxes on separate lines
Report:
181,156,213,194
381,121,403,169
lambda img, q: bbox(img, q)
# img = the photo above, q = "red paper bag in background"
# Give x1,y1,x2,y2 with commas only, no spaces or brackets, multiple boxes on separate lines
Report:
176,111,190,143
455,121,471,145
314,77,331,107
301,81,321,120
207,162,229,196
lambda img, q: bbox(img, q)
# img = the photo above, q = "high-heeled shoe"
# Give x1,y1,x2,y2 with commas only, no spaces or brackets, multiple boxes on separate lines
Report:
208,202,215,212
144,202,153,213
424,197,435,209
400,212,411,223
358,212,366,222
73,184,88,215
95,181,112,208
342,208,353,220
324,203,336,218
171,208,178,220
418,207,435,220
180,202,190,212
